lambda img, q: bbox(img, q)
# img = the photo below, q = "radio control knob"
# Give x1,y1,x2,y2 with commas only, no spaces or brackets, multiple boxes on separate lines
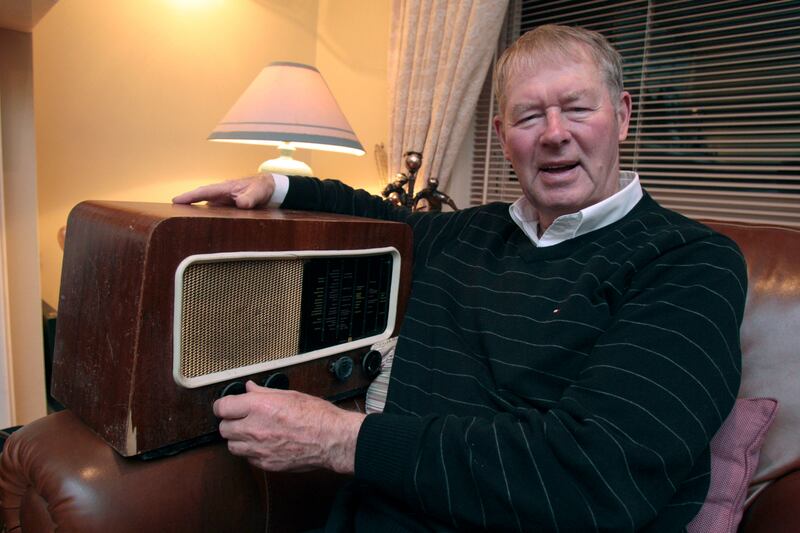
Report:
263,372,290,390
330,356,354,382
362,350,382,379
219,381,246,398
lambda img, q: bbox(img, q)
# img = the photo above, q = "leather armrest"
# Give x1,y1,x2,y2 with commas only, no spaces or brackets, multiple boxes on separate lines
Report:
0,411,267,533
0,410,347,532
739,470,800,533
0,410,267,532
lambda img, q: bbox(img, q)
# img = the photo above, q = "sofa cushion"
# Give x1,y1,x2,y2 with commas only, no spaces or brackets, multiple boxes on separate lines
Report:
687,397,778,533
703,221,800,502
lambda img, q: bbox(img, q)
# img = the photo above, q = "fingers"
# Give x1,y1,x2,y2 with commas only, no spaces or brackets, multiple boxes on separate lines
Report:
172,181,236,205
246,457,315,473
213,392,252,419
245,379,265,393
214,380,276,419
172,174,275,209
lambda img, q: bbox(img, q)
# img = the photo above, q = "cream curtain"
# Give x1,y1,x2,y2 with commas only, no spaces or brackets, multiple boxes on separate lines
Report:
388,0,509,191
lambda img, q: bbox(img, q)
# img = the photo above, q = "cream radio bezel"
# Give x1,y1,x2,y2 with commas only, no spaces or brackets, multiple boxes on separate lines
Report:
172,247,401,388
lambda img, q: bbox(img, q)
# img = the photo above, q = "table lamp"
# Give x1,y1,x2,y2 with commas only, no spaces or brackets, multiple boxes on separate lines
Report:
208,61,364,176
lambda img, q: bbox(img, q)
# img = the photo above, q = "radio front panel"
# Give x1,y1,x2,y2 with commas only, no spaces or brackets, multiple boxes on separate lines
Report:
174,248,400,388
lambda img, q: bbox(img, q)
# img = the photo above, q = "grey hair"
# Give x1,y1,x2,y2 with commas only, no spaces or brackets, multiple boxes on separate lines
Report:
493,24,624,113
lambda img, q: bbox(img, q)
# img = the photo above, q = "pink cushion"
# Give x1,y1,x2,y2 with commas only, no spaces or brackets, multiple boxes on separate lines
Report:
687,397,778,533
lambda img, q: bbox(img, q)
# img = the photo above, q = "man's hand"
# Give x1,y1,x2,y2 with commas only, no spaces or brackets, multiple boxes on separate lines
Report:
172,174,276,209
214,380,366,474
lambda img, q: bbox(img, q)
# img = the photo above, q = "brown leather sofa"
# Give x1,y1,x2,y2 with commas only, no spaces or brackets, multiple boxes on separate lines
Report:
1,219,799,532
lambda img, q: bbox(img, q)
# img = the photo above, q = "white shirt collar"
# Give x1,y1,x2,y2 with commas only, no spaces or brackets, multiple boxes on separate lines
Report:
509,171,643,247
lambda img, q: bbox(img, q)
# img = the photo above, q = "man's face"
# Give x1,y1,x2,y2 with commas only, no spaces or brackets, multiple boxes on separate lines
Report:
494,55,632,230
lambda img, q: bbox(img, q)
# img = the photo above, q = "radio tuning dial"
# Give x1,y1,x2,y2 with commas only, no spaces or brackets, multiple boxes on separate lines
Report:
263,372,290,390
362,350,383,379
219,381,246,398
330,356,354,382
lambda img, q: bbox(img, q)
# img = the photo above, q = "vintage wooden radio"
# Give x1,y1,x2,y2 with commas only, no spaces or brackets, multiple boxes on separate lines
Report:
51,201,412,457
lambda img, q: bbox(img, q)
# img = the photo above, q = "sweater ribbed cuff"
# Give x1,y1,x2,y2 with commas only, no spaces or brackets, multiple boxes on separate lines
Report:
354,413,422,496
282,175,317,209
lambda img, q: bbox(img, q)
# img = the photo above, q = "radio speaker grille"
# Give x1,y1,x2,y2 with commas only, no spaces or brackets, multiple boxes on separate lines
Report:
179,259,304,379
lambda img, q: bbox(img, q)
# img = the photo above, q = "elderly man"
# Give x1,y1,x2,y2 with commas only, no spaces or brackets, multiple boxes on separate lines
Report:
174,25,746,532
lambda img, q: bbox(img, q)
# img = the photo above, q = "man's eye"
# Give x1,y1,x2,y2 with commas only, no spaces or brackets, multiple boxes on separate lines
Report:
516,113,542,124
565,107,591,114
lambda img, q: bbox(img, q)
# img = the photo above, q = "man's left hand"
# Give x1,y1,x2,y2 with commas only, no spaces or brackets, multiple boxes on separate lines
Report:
214,380,366,474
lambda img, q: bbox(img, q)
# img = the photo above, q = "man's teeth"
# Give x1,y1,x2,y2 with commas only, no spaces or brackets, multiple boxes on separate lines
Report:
543,163,576,171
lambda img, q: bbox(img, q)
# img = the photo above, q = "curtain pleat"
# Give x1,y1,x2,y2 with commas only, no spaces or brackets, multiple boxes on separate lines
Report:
388,0,508,190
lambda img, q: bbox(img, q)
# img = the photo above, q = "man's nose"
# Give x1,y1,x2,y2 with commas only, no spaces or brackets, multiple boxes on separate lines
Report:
540,110,570,146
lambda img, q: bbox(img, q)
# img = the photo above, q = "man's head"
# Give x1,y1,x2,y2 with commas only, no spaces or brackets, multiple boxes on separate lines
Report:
493,25,632,231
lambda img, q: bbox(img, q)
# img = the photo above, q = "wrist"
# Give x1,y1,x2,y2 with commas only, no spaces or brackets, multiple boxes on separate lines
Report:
325,409,366,474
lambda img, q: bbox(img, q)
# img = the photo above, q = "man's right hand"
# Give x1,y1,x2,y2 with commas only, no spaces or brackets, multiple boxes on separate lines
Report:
172,174,276,209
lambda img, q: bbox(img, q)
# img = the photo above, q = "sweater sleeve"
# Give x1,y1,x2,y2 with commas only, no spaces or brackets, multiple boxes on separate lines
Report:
281,175,413,222
354,232,747,532
281,175,478,270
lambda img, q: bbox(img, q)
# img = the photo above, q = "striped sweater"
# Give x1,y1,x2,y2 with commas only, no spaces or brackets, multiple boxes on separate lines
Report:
283,177,747,532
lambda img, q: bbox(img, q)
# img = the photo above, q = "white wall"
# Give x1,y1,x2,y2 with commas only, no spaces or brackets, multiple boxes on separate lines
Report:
0,28,47,425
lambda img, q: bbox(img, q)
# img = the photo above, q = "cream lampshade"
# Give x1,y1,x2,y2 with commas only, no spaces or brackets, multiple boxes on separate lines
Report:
208,61,364,176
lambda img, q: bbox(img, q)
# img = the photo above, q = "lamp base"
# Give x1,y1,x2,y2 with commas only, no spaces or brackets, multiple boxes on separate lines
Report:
258,144,313,177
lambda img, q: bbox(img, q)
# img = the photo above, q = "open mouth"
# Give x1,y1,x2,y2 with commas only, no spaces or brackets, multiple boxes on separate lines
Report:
540,162,579,173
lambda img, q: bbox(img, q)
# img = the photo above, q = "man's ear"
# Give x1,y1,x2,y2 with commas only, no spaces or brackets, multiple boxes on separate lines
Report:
617,91,633,142
493,115,510,161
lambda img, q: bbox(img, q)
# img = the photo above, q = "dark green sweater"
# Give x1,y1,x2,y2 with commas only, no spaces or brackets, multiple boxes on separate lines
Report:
284,177,747,532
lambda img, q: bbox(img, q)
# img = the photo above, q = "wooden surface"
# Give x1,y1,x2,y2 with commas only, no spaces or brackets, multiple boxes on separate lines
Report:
52,201,412,456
